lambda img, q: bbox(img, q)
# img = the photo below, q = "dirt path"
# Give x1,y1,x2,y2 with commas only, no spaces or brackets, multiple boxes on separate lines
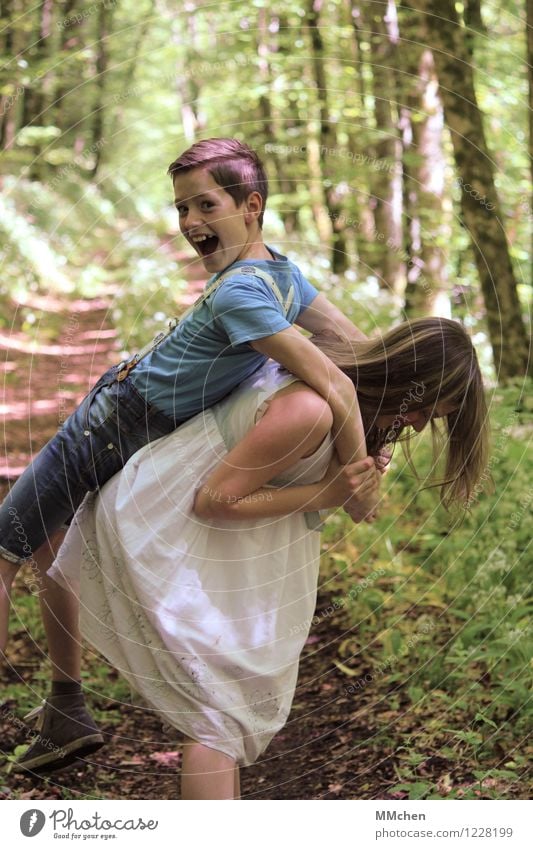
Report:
1,606,393,800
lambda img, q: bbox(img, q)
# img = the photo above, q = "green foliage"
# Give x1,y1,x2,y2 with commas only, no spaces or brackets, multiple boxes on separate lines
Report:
325,381,532,798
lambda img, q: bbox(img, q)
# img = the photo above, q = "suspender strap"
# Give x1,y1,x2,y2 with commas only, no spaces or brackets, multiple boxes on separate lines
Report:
236,265,295,316
116,265,295,381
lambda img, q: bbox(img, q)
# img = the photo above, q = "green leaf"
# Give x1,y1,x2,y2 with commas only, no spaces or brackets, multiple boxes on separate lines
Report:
333,659,360,677
474,712,498,729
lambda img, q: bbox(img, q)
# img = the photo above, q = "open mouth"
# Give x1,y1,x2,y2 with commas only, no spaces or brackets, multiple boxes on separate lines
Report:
190,234,219,258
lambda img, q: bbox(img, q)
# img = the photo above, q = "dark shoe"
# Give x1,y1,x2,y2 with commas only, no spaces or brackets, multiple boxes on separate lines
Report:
13,693,104,773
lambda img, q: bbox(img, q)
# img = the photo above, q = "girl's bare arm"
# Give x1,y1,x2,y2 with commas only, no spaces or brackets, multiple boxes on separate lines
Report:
193,384,376,521
250,327,367,464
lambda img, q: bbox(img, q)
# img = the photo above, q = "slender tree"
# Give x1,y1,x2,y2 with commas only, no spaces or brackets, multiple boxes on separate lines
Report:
405,0,531,380
463,0,486,57
256,9,299,234
307,0,348,272
89,0,114,176
361,0,403,291
172,3,206,145
396,11,450,316
53,0,87,141
19,0,55,132
345,0,368,110
0,0,19,149
527,0,533,287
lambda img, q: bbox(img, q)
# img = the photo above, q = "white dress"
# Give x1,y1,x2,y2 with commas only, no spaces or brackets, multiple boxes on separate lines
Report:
50,360,334,766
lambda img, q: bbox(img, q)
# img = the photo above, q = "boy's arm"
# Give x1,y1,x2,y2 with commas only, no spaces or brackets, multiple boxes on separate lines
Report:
295,293,368,342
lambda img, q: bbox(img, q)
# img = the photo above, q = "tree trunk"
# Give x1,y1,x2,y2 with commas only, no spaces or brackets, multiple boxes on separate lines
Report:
405,0,531,380
89,1,113,177
463,0,486,57
347,0,369,109
20,0,53,130
397,19,450,316
257,9,299,234
527,0,533,288
15,0,54,178
108,1,155,146
360,0,403,291
173,4,205,145
307,0,348,273
0,0,18,148
54,0,86,137
306,128,333,245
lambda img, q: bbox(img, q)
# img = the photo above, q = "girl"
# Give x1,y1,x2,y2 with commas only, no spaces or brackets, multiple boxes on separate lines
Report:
34,317,488,797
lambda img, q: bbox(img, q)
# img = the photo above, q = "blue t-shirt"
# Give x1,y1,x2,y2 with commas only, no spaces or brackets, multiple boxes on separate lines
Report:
130,247,319,421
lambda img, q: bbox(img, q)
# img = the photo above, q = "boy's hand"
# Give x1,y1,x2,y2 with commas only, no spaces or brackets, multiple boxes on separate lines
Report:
375,447,393,475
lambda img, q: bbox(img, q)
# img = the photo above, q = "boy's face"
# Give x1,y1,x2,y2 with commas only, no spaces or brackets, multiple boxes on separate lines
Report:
173,168,259,273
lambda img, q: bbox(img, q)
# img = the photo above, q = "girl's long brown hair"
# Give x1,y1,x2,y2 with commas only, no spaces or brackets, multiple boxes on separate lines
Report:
312,317,490,509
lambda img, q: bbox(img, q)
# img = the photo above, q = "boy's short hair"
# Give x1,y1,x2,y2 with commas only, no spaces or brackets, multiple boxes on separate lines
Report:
167,138,268,227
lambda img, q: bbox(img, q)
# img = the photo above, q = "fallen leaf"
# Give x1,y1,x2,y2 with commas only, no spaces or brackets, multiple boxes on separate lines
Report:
149,751,181,767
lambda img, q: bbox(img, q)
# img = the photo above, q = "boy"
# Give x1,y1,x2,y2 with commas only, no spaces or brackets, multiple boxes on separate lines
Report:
0,138,378,771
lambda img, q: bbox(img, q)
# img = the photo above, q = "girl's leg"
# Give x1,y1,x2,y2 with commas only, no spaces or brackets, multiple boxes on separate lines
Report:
181,737,237,800
234,764,241,800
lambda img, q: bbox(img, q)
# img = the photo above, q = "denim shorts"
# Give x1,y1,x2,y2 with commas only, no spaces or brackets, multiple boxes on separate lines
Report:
0,365,177,566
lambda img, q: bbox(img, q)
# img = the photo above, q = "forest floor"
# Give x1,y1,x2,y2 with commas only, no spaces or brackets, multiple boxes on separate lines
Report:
0,258,527,800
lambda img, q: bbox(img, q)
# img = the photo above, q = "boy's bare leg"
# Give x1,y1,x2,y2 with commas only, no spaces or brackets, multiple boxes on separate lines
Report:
1,531,80,680
39,576,81,681
36,530,81,682
2,532,104,772
234,764,241,800
0,556,18,654
181,737,237,799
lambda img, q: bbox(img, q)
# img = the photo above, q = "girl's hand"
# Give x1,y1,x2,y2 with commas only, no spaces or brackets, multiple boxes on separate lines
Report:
347,450,390,522
320,454,377,510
